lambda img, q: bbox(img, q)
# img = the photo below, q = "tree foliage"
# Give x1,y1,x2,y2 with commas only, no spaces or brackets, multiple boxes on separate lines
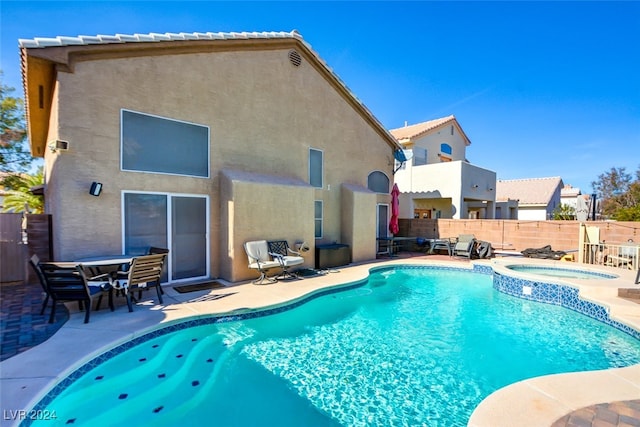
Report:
0,72,31,173
592,166,640,221
1,167,44,213
552,203,575,220
0,72,44,213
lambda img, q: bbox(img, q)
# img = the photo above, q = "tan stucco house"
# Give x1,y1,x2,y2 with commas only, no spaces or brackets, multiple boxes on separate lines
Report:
390,116,497,220
20,31,401,283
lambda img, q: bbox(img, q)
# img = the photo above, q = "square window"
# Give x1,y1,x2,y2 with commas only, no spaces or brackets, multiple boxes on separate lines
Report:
121,110,209,177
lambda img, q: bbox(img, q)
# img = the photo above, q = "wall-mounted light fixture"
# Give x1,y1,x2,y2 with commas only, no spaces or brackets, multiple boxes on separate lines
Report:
48,140,69,153
488,187,494,191
472,184,479,189
89,182,102,197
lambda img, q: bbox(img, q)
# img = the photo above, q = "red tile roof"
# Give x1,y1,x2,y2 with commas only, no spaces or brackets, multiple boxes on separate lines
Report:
389,115,471,146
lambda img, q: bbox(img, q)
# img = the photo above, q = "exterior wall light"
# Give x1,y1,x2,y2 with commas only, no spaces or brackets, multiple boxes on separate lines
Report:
48,140,69,152
89,182,102,196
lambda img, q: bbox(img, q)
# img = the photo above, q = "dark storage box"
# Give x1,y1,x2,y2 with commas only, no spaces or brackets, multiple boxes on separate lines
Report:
315,244,351,269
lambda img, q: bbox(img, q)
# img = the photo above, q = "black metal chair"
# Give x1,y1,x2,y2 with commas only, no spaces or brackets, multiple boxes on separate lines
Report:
116,253,166,312
39,262,114,324
29,254,51,316
267,240,305,280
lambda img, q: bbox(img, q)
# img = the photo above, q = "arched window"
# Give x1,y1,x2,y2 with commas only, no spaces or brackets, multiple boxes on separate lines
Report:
368,171,389,194
440,143,452,155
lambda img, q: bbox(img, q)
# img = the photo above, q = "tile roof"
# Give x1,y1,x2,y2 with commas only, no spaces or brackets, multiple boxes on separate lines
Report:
389,115,456,140
18,31,301,48
19,30,402,154
389,115,471,146
560,185,581,197
496,177,563,205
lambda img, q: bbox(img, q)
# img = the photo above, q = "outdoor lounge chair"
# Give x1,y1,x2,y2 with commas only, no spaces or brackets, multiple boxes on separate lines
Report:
267,240,305,280
116,253,166,312
39,262,114,324
452,234,477,258
244,240,283,284
29,254,50,315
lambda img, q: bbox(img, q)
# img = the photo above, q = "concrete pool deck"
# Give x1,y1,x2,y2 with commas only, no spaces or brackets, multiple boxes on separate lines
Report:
1,255,639,426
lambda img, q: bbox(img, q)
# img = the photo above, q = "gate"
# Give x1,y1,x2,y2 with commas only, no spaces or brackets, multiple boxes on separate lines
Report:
0,213,26,283
0,213,53,284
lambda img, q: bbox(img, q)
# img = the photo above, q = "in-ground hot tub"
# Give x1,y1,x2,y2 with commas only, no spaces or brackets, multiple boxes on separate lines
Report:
505,264,618,280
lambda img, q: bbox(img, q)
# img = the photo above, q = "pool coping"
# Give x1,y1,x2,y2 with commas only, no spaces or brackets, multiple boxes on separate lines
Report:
1,257,639,427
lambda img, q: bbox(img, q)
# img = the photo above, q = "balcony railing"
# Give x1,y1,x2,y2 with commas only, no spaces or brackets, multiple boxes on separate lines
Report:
580,242,640,271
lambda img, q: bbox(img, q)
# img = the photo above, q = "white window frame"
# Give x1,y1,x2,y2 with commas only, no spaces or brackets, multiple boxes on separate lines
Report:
309,148,324,188
121,190,210,283
314,200,323,239
377,203,389,239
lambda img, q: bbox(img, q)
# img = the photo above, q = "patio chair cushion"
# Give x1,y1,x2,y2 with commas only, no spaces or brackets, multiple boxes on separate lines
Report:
244,240,283,284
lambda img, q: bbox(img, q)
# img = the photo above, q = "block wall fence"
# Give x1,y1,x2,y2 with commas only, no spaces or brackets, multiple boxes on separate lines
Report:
398,219,640,252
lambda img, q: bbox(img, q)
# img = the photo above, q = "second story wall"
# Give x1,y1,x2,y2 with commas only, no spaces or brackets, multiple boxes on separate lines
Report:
409,123,468,165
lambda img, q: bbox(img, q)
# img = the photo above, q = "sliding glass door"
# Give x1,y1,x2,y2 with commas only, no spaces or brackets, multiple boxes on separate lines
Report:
123,192,209,282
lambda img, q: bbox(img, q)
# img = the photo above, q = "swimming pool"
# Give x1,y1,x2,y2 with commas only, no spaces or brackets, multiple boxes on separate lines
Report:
27,266,640,426
505,264,618,280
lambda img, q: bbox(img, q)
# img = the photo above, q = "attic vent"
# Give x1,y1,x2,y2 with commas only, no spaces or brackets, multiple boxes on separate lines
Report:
288,50,302,67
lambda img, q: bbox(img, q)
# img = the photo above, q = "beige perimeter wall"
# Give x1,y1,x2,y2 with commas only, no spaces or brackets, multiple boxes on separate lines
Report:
399,218,640,252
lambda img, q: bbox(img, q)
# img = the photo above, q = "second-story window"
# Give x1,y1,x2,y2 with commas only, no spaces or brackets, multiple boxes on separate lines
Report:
121,109,209,177
413,147,427,166
309,148,323,188
367,171,389,194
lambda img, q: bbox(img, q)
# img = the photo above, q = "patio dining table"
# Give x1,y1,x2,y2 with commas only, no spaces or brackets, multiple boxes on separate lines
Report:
76,255,134,290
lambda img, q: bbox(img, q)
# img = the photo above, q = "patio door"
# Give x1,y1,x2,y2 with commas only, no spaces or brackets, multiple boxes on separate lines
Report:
377,204,389,239
123,192,209,283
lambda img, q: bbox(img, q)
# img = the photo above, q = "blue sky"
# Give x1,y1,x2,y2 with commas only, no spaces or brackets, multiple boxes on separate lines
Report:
2,1,639,193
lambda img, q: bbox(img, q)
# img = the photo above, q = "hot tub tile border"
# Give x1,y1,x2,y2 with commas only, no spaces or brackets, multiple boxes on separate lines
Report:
493,271,639,340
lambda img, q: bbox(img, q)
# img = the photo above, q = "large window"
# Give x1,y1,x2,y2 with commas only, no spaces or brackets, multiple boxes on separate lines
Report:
413,147,427,166
367,171,389,194
121,110,209,177
309,148,323,188
314,200,323,239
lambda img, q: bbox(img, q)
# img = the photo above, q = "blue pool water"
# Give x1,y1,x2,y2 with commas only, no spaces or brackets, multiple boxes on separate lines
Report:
505,264,618,280
29,267,640,426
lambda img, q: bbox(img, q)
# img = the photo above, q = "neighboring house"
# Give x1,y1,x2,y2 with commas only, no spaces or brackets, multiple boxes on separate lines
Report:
496,177,564,220
20,31,401,283
561,184,581,209
390,116,497,220
560,184,582,219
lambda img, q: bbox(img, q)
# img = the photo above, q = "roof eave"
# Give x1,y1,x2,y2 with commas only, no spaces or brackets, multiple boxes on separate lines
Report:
20,33,402,156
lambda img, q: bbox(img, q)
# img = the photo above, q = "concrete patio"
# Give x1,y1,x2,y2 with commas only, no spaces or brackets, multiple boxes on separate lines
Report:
1,254,639,427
